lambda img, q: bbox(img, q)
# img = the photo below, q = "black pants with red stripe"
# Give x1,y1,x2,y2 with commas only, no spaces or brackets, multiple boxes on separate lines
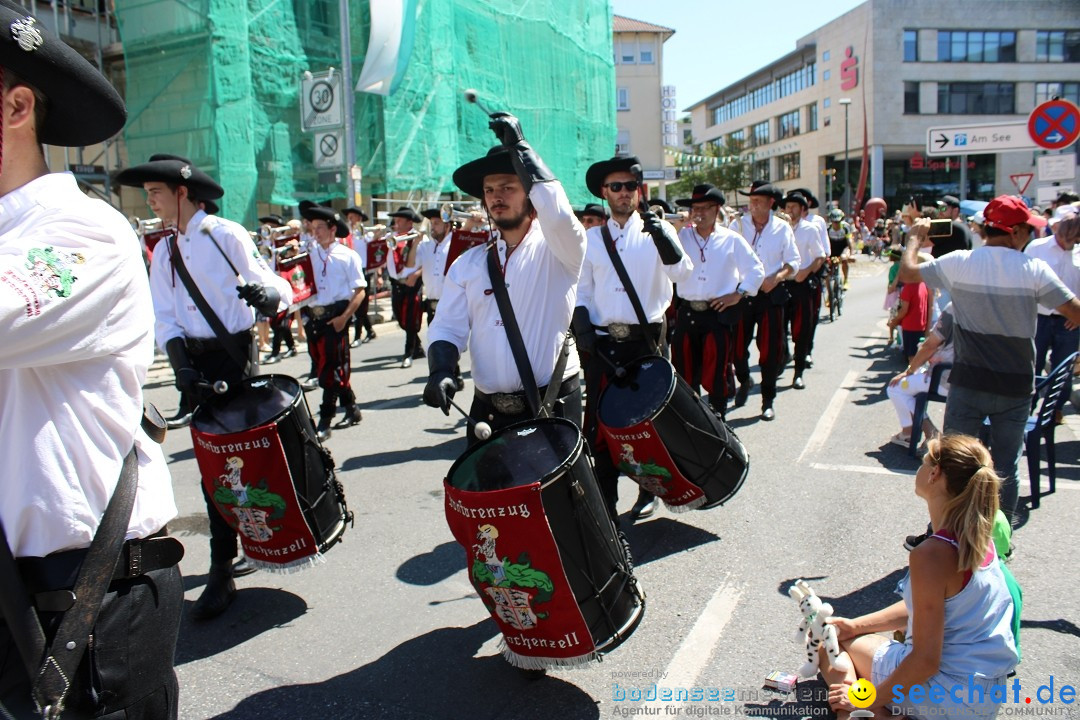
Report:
391,279,424,358
734,290,786,408
787,279,817,375
305,302,356,418
352,270,377,338
672,305,740,417
583,333,659,519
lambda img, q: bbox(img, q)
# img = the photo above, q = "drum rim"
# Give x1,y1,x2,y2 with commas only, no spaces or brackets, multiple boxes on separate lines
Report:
597,355,677,429
191,373,303,433
445,416,585,492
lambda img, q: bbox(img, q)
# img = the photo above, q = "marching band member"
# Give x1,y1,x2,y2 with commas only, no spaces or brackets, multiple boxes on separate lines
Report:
0,7,184,714
343,206,378,346
673,184,764,419
574,155,693,520
386,206,425,367
301,205,367,441
116,155,292,621
783,191,827,390
793,187,829,366
578,202,608,230
408,208,464,389
423,114,586,442
732,182,800,421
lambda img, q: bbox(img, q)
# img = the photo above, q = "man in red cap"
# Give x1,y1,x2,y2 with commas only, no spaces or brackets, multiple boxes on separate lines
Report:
900,195,1080,534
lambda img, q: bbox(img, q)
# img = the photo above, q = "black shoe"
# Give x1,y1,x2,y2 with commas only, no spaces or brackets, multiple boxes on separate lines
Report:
904,523,934,551
166,411,193,429
301,377,319,392
190,563,236,621
761,406,775,421
401,356,413,369
316,415,333,442
280,348,297,359
232,556,257,578
630,493,656,520
734,380,753,408
805,355,814,368
793,375,805,390
262,354,281,365
335,405,362,428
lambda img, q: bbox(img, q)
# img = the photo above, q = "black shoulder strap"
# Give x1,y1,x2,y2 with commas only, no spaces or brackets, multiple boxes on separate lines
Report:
485,243,542,418
599,225,659,355
0,447,140,719
168,235,249,370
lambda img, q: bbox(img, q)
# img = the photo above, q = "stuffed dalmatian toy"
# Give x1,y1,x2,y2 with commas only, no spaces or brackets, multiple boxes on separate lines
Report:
789,579,850,678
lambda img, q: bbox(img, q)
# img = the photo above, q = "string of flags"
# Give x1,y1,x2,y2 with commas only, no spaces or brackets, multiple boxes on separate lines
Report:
664,148,740,168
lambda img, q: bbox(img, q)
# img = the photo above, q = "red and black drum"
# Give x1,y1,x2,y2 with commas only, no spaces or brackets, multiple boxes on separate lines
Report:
444,418,644,669
597,356,749,512
191,375,352,572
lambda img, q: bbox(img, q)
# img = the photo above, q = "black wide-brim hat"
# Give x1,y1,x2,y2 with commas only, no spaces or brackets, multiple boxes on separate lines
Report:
648,197,675,214
793,187,819,209
0,2,125,146
738,182,783,206
675,184,726,207
782,191,809,208
202,198,220,215
342,206,369,222
580,203,607,220
452,146,515,199
301,205,350,238
420,208,441,220
387,206,423,223
259,213,284,225
115,155,224,200
585,155,642,198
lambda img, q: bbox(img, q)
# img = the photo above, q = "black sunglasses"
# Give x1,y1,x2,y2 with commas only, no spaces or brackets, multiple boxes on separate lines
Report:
603,181,640,193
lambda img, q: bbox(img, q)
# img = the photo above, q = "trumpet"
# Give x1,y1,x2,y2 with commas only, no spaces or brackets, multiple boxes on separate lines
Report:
649,205,682,222
440,202,480,222
259,225,299,243
385,231,420,248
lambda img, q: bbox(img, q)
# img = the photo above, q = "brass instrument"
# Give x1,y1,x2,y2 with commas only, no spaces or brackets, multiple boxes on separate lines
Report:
649,204,682,222
259,224,299,243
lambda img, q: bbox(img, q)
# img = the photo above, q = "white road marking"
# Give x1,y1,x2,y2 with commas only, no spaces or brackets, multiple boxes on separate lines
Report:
643,579,744,707
797,369,860,464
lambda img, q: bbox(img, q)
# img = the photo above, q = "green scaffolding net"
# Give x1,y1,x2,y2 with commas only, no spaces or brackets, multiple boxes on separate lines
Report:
116,0,614,226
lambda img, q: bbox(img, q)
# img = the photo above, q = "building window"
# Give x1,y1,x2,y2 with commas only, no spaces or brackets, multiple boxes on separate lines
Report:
752,159,770,182
937,31,1016,63
777,109,800,139
751,121,770,147
779,152,801,181
616,129,630,155
1036,31,1080,62
904,81,920,114
808,103,818,131
682,127,693,145
617,87,630,111
823,97,831,108
620,42,636,64
729,129,745,149
904,30,918,62
823,69,831,81
1036,82,1080,105
705,61,816,125
639,42,655,64
822,50,830,62
937,82,1015,114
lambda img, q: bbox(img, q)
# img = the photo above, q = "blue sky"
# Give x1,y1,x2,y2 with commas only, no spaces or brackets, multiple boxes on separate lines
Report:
612,0,867,113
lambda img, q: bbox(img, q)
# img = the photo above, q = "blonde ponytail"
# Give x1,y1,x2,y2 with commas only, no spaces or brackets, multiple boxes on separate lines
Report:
927,435,1001,574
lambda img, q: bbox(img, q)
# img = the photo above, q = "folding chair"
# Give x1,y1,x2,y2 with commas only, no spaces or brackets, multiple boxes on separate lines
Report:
907,363,952,457
1025,351,1079,509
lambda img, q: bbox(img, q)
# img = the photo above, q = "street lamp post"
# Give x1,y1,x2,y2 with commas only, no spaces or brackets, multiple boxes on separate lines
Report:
838,98,852,214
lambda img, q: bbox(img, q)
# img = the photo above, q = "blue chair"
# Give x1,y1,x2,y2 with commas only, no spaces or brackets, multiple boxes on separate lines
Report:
1025,351,1079,509
907,363,952,457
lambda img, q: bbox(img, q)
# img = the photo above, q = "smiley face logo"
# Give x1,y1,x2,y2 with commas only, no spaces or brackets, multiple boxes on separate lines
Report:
848,678,876,708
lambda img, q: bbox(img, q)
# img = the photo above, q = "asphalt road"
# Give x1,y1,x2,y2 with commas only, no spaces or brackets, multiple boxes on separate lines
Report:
144,263,1080,720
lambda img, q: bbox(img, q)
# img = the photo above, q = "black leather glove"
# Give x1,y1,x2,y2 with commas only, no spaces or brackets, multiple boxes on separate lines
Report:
165,337,204,400
488,112,555,194
424,341,460,415
571,306,597,357
236,282,282,317
640,210,685,265
488,112,525,147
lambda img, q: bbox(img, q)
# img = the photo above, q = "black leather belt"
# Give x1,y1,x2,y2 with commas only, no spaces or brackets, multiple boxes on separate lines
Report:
475,377,578,416
684,300,712,312
186,331,251,355
17,530,184,612
308,300,350,319
593,322,662,342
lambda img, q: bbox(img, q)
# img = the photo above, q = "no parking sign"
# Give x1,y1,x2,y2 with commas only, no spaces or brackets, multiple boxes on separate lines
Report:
1028,99,1080,150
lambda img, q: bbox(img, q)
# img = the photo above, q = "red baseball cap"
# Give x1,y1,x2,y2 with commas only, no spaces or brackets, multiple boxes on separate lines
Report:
983,195,1047,231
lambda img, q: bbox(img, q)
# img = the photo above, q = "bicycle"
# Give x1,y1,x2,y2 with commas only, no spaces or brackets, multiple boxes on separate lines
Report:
825,256,844,321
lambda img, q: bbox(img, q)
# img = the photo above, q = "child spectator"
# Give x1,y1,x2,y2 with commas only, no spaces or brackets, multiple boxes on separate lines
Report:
889,274,929,364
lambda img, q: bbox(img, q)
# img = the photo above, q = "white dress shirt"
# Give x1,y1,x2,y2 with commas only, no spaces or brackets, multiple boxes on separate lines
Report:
676,224,765,300
734,213,801,276
310,241,366,305
791,219,827,274
149,210,292,349
1025,236,1080,316
807,213,831,259
1,173,177,557
386,234,420,281
427,181,586,394
412,232,453,300
578,213,693,328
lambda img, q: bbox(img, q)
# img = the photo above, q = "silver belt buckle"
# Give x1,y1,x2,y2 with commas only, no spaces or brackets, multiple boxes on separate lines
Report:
492,393,526,415
608,322,631,340
310,305,326,318
430,298,439,309
689,300,710,312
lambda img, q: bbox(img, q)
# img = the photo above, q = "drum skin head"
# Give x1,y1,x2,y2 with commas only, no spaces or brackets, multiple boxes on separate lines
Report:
598,357,675,428
192,375,300,436
447,418,581,493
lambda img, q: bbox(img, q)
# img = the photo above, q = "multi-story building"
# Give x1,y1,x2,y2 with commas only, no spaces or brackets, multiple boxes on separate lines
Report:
613,14,675,190
684,0,1079,213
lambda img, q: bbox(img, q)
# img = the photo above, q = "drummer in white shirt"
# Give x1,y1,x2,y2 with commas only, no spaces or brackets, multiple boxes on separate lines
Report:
573,155,694,520
782,191,828,390
673,184,765,419
408,207,465,390
423,114,586,444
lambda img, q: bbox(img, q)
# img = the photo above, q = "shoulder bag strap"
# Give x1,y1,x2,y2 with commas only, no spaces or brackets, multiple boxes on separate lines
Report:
485,244,542,418
599,225,659,355
168,235,249,370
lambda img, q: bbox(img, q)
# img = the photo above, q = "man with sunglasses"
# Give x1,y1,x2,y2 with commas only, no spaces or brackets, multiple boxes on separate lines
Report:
573,156,693,521
672,184,764,418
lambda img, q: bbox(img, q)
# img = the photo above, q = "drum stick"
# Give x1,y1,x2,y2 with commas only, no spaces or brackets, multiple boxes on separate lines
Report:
196,380,229,395
463,89,496,118
447,398,492,440
593,350,628,380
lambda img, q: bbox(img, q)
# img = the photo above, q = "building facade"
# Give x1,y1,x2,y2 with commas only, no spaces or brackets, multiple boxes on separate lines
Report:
685,0,1079,213
613,15,675,179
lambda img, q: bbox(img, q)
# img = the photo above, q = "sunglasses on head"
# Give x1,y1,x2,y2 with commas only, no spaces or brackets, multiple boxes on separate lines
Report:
604,181,640,193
